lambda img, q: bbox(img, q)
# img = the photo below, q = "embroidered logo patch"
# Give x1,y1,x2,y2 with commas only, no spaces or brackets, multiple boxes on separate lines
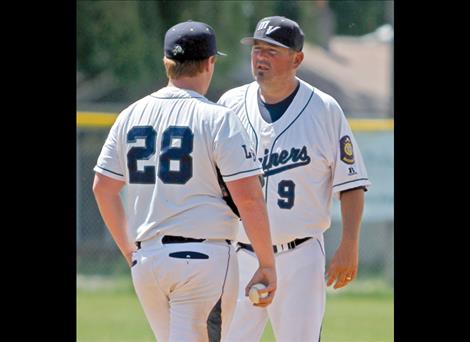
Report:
172,44,184,56
340,135,355,164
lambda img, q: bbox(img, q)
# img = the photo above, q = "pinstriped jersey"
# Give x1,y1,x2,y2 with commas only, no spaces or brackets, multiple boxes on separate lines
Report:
94,86,262,242
218,78,371,244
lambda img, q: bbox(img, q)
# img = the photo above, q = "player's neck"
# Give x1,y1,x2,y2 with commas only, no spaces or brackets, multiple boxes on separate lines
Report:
168,77,209,96
258,78,299,104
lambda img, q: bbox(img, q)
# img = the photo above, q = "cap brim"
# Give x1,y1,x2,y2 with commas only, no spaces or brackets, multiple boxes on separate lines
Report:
240,37,290,49
216,51,227,56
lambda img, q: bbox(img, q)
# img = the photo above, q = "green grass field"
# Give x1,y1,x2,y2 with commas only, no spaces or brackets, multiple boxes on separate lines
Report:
77,275,393,342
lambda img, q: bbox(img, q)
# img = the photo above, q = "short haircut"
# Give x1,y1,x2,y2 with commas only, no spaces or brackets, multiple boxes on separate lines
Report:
163,57,207,79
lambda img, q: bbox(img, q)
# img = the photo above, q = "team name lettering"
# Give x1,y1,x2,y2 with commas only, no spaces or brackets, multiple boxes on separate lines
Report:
259,146,311,176
242,144,256,161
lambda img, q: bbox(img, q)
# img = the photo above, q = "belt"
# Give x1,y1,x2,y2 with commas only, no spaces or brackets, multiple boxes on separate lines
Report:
136,235,231,250
237,237,312,254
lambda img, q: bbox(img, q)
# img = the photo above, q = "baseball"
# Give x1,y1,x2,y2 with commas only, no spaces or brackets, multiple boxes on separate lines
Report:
248,283,268,304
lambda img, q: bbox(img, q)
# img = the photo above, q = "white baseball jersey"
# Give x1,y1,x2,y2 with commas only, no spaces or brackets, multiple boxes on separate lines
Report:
94,86,263,242
218,78,371,244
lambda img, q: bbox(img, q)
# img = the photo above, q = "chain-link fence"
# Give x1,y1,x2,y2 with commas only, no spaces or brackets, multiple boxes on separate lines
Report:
77,121,393,282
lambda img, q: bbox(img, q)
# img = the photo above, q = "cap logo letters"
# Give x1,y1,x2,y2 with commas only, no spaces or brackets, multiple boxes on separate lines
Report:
266,26,280,35
256,20,281,35
257,20,270,30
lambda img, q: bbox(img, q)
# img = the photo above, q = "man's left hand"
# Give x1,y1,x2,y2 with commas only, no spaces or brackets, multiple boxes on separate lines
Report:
325,239,359,289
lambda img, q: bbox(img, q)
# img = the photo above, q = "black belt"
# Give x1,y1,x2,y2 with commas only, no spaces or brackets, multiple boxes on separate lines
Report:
237,237,312,253
136,235,231,249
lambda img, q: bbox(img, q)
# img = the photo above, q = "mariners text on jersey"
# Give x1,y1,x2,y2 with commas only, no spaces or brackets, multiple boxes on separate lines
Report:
259,146,311,176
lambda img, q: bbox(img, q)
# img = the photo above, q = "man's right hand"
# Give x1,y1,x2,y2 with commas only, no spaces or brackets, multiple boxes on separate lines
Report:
245,266,277,307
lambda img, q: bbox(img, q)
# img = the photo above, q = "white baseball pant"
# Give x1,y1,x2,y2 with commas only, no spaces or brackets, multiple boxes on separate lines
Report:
131,238,238,342
225,236,326,342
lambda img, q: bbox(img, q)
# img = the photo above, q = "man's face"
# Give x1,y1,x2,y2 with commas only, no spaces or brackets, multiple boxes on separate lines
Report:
250,40,298,84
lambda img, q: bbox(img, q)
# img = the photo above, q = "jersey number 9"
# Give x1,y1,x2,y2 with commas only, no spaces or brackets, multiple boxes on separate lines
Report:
127,126,193,184
278,180,295,209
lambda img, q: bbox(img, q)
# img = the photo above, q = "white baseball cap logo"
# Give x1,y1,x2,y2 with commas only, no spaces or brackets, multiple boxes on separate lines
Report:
257,20,270,30
172,45,184,56
257,20,280,35
266,26,280,35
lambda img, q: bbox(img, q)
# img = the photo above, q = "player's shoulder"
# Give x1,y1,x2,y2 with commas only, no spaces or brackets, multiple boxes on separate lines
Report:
197,95,234,116
298,78,339,108
111,95,154,125
192,96,242,130
315,89,341,110
298,78,343,119
122,93,156,113
218,82,254,108
219,83,252,99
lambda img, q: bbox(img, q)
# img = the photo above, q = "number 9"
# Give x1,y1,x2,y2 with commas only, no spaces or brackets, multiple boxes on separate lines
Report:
278,180,295,209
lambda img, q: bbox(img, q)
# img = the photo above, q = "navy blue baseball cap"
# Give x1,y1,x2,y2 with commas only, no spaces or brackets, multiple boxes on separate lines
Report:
241,16,304,51
164,20,226,61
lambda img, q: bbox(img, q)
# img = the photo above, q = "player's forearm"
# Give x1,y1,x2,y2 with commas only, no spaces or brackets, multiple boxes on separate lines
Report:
93,178,133,260
339,188,365,243
95,192,132,256
226,176,275,268
239,201,275,268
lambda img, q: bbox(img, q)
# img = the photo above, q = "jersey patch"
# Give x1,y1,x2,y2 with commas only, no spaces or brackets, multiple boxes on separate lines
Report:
340,135,355,164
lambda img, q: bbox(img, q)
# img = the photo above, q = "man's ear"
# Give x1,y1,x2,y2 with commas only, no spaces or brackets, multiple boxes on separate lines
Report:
206,56,216,71
293,51,304,68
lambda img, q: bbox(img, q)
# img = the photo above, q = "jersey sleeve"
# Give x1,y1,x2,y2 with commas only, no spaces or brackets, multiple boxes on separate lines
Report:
213,110,263,182
329,103,371,197
93,112,127,181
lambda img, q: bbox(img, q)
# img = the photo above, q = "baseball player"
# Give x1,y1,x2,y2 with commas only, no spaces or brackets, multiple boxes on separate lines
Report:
218,16,371,342
92,20,277,342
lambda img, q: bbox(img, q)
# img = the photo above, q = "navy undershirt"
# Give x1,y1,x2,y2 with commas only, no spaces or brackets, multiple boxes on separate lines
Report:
257,82,300,123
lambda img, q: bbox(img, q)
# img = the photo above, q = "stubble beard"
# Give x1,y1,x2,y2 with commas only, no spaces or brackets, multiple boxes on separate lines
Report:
252,68,269,84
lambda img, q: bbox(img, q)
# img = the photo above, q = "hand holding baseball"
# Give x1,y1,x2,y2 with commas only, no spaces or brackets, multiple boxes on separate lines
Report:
245,266,277,307
248,283,269,304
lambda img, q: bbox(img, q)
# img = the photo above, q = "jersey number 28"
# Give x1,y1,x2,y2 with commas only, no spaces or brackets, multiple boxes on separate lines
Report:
127,125,193,184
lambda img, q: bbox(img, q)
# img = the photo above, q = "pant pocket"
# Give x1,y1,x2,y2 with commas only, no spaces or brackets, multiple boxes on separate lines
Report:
169,251,209,260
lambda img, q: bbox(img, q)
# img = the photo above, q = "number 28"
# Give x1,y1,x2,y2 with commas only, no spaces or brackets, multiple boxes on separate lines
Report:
127,125,193,184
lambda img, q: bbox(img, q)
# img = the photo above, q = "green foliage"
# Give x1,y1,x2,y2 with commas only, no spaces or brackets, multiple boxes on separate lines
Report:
330,0,388,36
77,1,389,104
77,1,166,99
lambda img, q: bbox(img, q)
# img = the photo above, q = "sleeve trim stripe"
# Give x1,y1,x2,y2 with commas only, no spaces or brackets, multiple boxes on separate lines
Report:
221,167,262,178
332,178,369,188
96,165,124,177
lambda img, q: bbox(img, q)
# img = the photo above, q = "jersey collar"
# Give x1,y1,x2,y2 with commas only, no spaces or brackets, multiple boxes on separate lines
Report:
151,86,205,99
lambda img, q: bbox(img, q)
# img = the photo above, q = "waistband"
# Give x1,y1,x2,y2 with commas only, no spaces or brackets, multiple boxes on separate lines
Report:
136,235,231,250
237,237,312,254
